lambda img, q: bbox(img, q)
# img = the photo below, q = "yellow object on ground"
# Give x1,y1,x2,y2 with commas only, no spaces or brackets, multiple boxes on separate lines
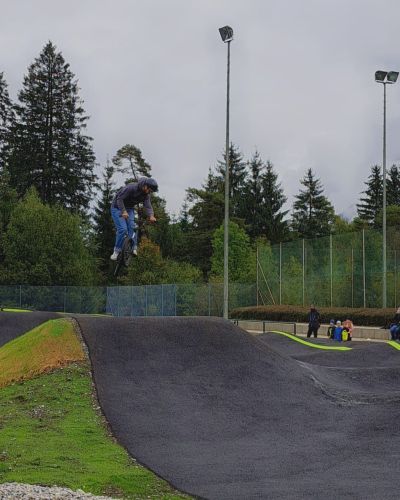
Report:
387,340,400,351
0,318,85,388
3,308,32,312
270,330,352,351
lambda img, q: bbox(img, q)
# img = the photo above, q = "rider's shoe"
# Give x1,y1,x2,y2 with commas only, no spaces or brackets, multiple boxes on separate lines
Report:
110,250,120,261
132,248,138,256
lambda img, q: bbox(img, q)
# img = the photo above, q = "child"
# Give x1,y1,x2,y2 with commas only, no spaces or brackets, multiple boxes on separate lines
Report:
333,320,343,342
342,319,354,341
327,319,335,339
342,327,349,341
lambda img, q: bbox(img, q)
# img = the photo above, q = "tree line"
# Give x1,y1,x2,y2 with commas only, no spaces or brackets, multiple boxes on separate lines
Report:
0,41,399,287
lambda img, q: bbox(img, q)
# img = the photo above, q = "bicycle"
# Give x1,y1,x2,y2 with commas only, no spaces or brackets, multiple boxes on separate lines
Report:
113,216,138,277
113,216,150,277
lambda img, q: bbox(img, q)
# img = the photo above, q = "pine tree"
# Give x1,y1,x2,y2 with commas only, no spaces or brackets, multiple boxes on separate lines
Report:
242,153,288,242
0,168,18,263
93,161,116,271
0,72,14,170
292,168,335,238
112,144,152,182
387,164,400,206
7,41,96,213
356,165,383,225
260,160,288,243
179,199,191,233
242,151,264,239
216,143,247,217
186,169,224,277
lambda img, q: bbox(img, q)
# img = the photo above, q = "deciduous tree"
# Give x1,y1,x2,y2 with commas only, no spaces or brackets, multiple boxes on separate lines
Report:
2,188,96,285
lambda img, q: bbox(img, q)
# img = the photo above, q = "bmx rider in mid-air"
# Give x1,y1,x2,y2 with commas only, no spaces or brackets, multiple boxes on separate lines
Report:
110,176,158,261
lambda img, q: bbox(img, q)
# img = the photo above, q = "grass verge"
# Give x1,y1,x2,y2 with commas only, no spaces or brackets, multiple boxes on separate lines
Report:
0,318,85,388
0,319,191,499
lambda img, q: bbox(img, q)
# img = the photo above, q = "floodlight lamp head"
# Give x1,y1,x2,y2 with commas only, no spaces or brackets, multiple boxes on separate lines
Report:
375,70,387,83
387,71,399,83
219,26,233,43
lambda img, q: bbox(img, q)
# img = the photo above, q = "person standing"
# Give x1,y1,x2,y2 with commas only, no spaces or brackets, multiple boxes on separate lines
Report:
389,307,400,341
307,304,321,338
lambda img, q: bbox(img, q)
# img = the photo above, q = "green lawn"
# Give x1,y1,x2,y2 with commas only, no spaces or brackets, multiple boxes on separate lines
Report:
0,322,191,499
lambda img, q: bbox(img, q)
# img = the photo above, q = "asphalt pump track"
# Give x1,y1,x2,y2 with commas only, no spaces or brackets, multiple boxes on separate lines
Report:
75,316,400,500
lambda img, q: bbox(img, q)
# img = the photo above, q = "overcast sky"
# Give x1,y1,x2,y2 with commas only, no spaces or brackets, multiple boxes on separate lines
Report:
1,0,400,218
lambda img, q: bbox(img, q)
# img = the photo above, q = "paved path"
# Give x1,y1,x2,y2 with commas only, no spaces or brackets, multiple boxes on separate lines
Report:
77,316,400,500
0,311,59,347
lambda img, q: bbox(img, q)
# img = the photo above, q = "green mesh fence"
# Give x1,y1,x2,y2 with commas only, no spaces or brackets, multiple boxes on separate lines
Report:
0,283,256,317
257,227,400,308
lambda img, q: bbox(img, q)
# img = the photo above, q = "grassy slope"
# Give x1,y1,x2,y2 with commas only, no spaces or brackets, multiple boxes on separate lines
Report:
0,318,191,499
0,318,85,388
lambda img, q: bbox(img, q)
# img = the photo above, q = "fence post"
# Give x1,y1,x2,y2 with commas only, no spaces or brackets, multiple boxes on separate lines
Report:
302,239,305,306
330,234,333,307
19,285,22,309
161,285,164,316
395,250,397,307
363,229,366,308
64,286,67,313
256,246,259,306
175,284,177,317
279,242,282,305
208,283,211,316
351,247,354,308
145,286,148,316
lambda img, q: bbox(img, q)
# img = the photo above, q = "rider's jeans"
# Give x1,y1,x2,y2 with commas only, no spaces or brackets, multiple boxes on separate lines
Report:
111,207,135,252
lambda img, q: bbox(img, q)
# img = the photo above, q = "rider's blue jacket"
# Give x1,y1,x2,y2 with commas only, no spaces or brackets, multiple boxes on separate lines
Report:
112,177,154,216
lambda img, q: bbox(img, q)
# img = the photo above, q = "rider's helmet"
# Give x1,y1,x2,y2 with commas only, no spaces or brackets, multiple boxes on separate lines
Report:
143,177,158,193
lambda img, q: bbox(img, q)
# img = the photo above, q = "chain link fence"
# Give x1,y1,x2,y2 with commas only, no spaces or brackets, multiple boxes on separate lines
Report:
0,283,256,317
257,226,400,308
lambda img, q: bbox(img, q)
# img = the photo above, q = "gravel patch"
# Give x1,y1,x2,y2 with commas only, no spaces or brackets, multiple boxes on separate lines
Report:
0,483,116,499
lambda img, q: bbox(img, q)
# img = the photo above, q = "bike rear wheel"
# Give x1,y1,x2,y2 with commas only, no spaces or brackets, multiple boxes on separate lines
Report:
113,236,131,277
121,235,133,268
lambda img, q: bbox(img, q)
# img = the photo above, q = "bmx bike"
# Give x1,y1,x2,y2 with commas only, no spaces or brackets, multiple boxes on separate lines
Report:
113,216,149,277
113,215,138,277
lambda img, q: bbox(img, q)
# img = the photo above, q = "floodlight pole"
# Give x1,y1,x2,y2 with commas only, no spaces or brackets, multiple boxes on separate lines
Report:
223,39,231,320
375,70,398,308
219,27,233,320
382,82,387,308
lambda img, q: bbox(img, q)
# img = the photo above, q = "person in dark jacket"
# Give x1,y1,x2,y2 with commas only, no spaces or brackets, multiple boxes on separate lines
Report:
389,306,400,340
307,304,321,338
110,177,158,260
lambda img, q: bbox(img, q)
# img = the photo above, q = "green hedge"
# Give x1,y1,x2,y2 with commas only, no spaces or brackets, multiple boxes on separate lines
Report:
230,305,397,328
